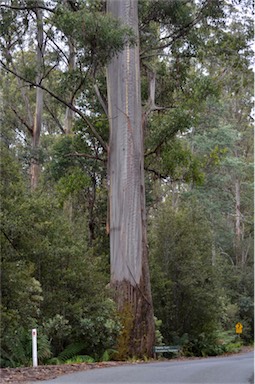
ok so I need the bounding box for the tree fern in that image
[37,333,52,363]
[56,342,86,363]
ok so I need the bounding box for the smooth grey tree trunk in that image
[234,177,243,266]
[31,3,44,190]
[107,0,155,357]
[64,37,76,134]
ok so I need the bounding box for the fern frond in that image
[38,334,52,361]
[57,342,86,362]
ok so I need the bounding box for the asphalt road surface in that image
[29,351,254,384]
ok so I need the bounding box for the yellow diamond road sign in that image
[235,322,243,334]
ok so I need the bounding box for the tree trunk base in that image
[111,279,155,359]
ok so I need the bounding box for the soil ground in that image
[0,346,253,384]
[0,361,130,384]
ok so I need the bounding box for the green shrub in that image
[154,317,164,345]
[43,315,72,356]
[224,342,242,353]
[78,298,121,358]
[182,330,242,357]
[183,332,225,357]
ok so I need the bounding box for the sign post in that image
[32,329,38,367]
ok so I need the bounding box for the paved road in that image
[29,351,254,384]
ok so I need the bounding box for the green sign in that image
[154,345,180,353]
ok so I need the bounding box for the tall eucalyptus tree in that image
[106,0,155,357]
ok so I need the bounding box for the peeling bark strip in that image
[107,0,155,357]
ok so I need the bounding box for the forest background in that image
[0,0,254,368]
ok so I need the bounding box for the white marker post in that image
[32,328,38,367]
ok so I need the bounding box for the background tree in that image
[149,200,224,353]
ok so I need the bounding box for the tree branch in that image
[0,3,56,13]
[142,61,176,115]
[41,62,59,82]
[65,152,106,162]
[1,228,19,253]
[144,167,169,180]
[0,60,108,152]
[44,101,65,134]
[144,166,184,183]
[144,138,166,158]
[94,84,108,116]
[70,73,87,104]
[140,0,213,55]
[10,107,33,136]
[65,0,80,11]
[7,57,34,128]
[44,29,69,63]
